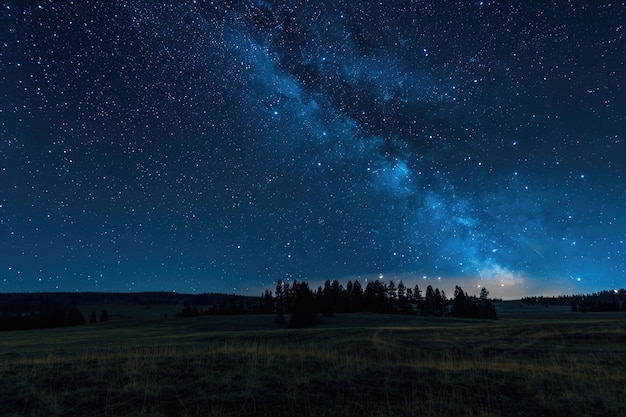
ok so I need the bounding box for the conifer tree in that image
[68,306,86,326]
[346,280,354,312]
[480,287,489,300]
[434,288,444,316]
[99,308,109,323]
[424,285,435,315]
[275,280,286,325]
[451,286,469,318]
[322,280,334,317]
[352,280,364,311]
[290,282,319,328]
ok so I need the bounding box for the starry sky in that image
[1,0,625,298]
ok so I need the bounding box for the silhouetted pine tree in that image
[258,290,274,314]
[346,281,354,312]
[364,280,387,313]
[397,280,406,302]
[283,282,293,314]
[395,280,412,314]
[434,288,445,316]
[413,284,422,301]
[290,282,319,328]
[479,287,489,300]
[67,306,86,326]
[387,280,397,312]
[322,280,334,317]
[352,280,364,312]
[275,280,286,325]
[451,286,469,318]
[331,280,346,313]
[423,285,435,315]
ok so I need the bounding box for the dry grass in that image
[1,314,625,416]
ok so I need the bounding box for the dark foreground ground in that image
[1,302,625,416]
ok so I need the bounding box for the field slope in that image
[1,312,625,417]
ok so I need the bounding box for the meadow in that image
[1,303,625,417]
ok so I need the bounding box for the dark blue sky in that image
[1,0,624,298]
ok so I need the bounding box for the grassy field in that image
[1,305,625,417]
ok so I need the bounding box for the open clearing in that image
[1,304,625,417]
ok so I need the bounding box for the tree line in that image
[174,279,498,327]
[176,295,248,317]
[263,279,498,327]
[0,304,108,331]
[521,289,626,313]
[0,305,84,330]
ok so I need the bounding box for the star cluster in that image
[1,0,625,297]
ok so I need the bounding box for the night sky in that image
[1,1,625,298]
